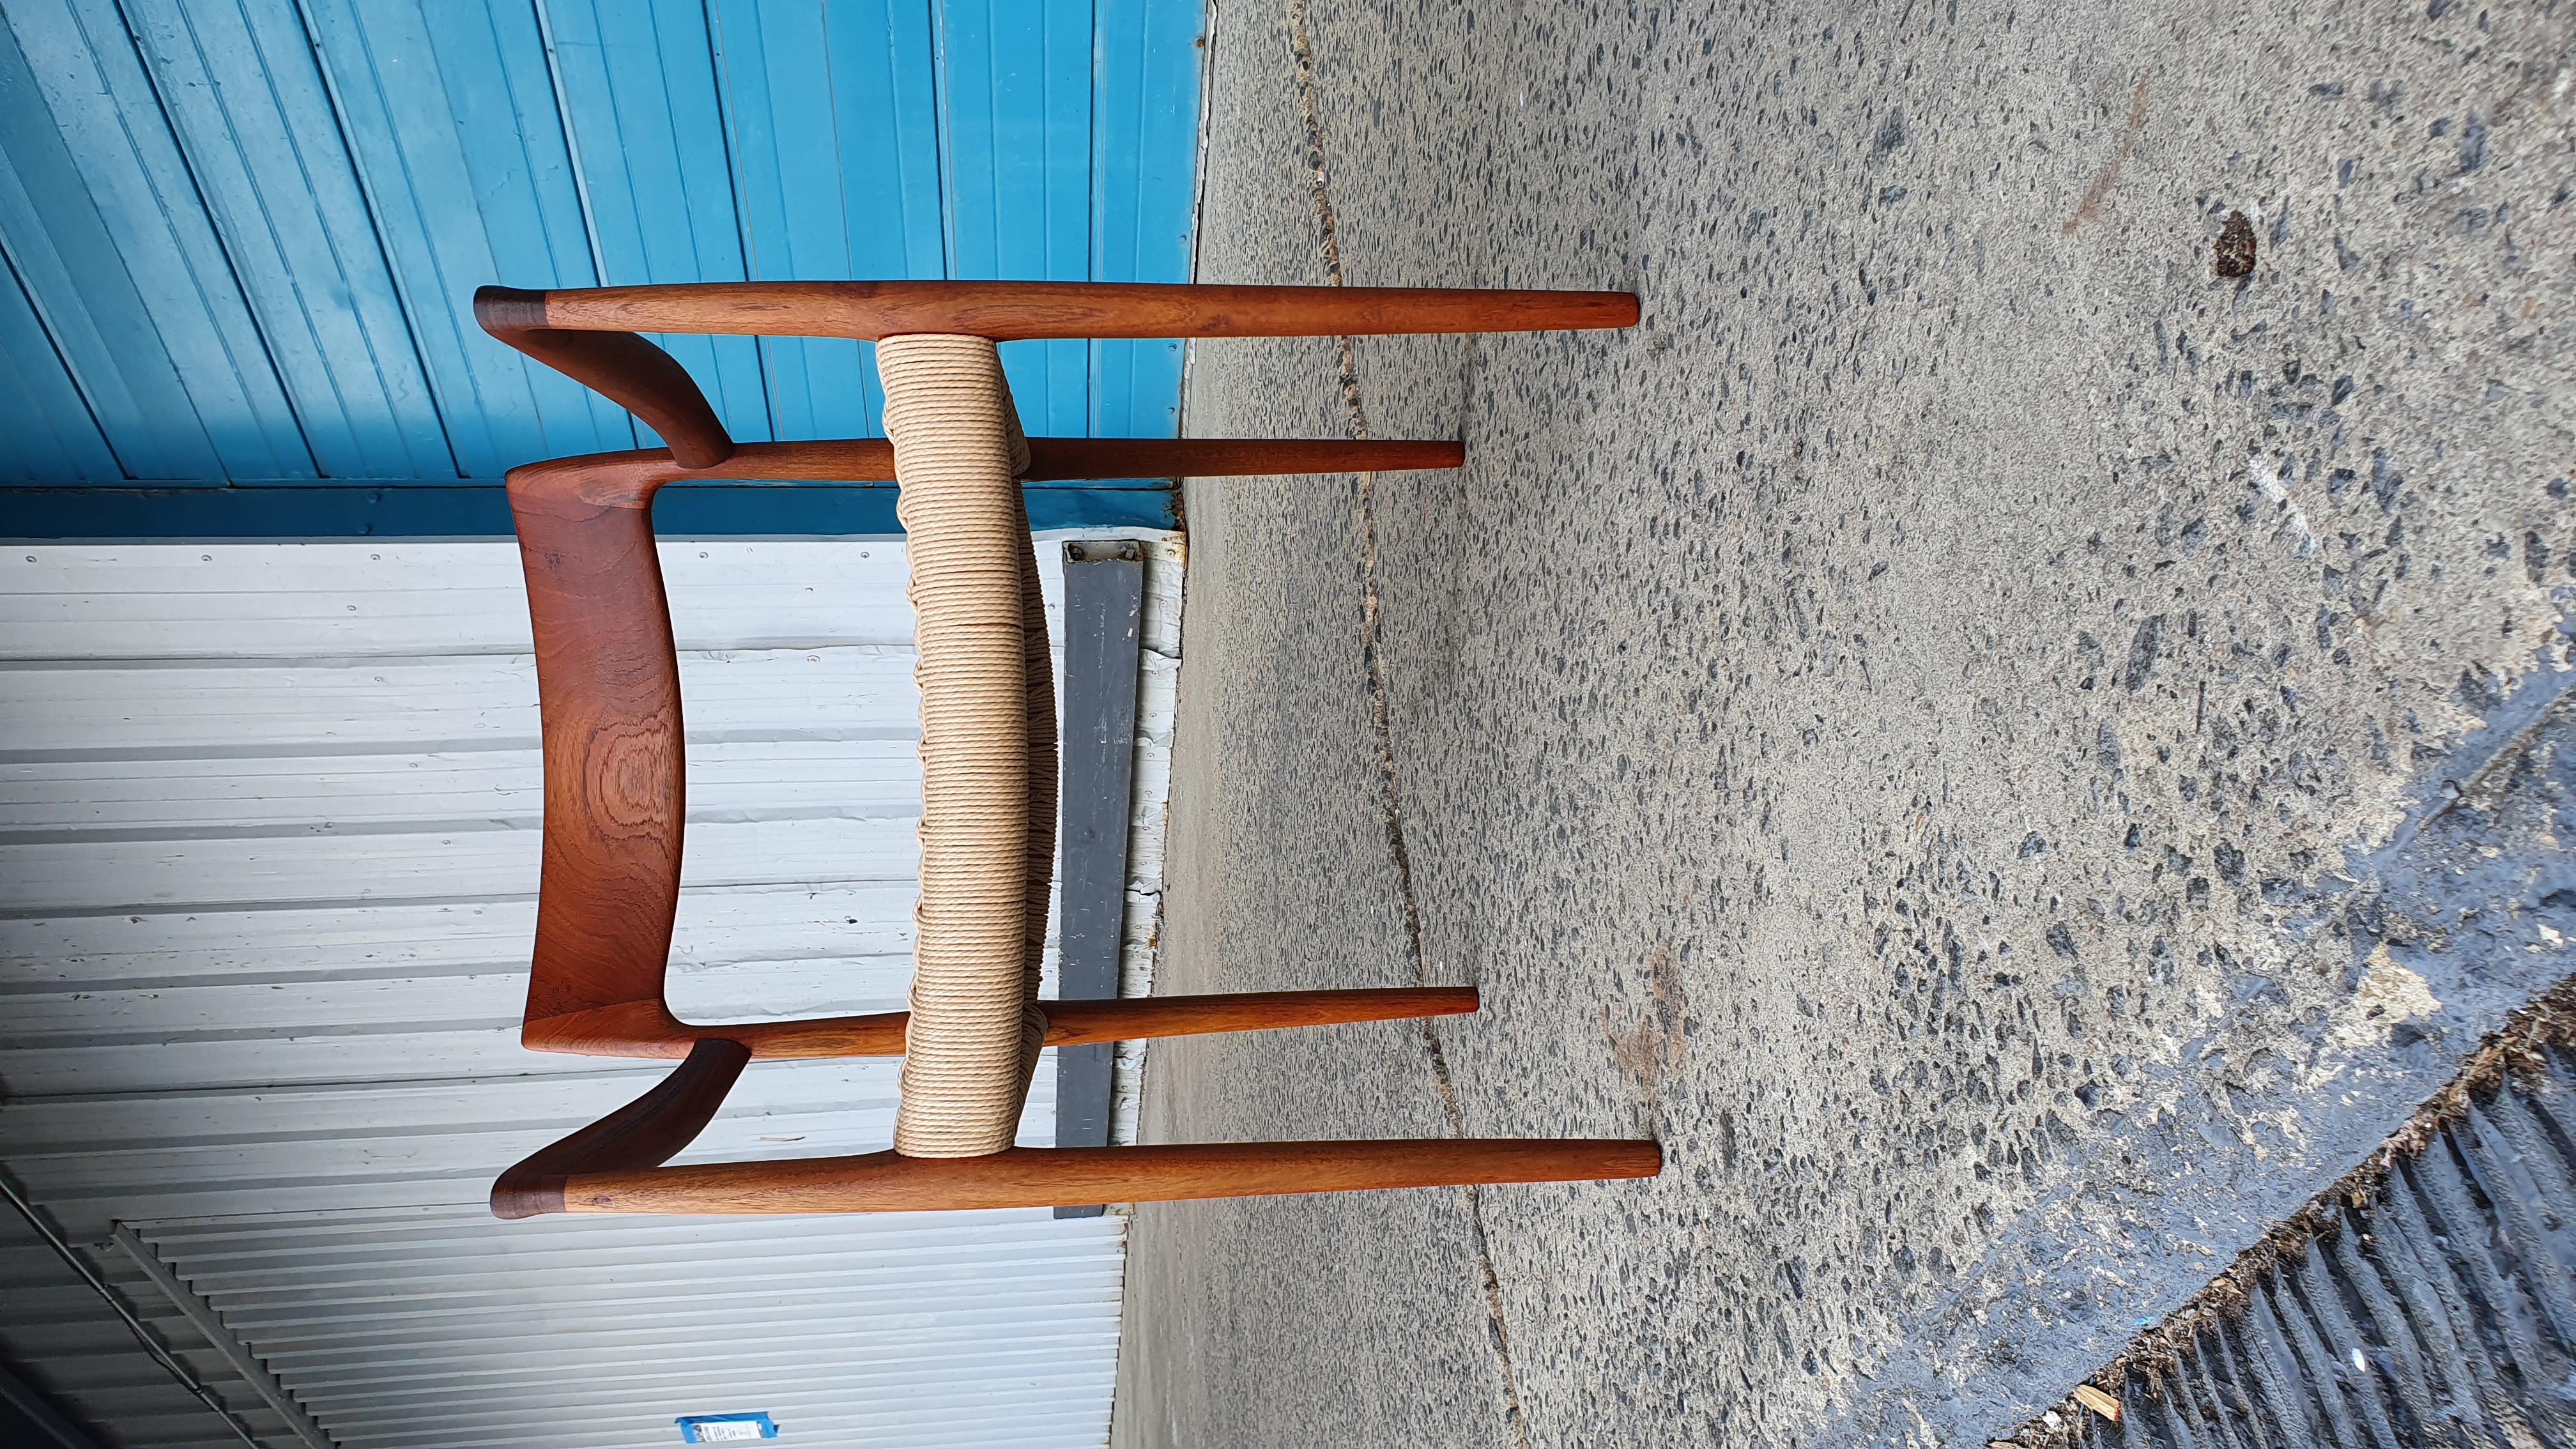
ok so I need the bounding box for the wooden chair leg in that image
[535,1138,1663,1216]
[1021,437,1462,479]
[484,280,1639,343]
[476,291,733,467]
[1038,986,1478,1048]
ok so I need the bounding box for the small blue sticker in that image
[677,1412,778,1443]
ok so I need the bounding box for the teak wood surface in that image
[480,279,1638,342]
[486,277,1658,1216]
[516,1139,1664,1217]
[503,436,1464,505]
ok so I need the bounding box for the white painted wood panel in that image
[0,537,1171,1449]
[0,542,974,657]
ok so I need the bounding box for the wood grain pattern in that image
[491,1038,749,1219]
[1041,987,1477,1050]
[523,986,1483,1059]
[475,291,733,468]
[507,462,686,1029]
[539,1137,1663,1215]
[479,280,1639,342]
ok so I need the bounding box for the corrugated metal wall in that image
[0,1208,299,1449]
[156,1211,1126,1449]
[0,536,1173,1447]
[0,0,1204,490]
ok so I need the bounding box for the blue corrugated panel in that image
[0,480,1174,536]
[0,6,277,482]
[8,0,318,481]
[300,0,633,473]
[0,253,120,482]
[1091,0,1201,439]
[119,0,457,481]
[708,0,946,444]
[938,0,1094,438]
[0,0,1204,532]
[541,0,771,446]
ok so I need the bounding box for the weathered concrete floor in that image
[1113,3,2576,1446]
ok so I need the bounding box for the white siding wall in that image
[0,539,1174,1449]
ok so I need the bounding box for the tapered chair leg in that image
[484,280,1641,343]
[1022,437,1462,479]
[528,1138,1663,1216]
[628,986,1485,1061]
[491,1039,750,1218]
[527,986,1484,1061]
[1040,986,1478,1048]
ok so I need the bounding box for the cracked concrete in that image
[1114,1,2576,1445]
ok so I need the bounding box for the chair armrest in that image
[490,436,1466,497]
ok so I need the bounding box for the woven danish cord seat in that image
[878,334,1056,1158]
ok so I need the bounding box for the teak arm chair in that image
[480,279,1660,1218]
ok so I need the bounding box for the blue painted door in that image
[0,0,1202,496]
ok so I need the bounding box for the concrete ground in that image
[1112,3,2576,1446]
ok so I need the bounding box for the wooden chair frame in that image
[481,279,1659,1217]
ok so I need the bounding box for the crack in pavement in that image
[1284,3,1535,1445]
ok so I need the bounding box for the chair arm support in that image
[493,1038,752,1219]
[478,287,734,468]
[548,1138,1663,1215]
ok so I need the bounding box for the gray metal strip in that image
[108,1225,334,1449]
[1052,540,1146,1216]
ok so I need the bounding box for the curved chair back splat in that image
[482,277,1660,1216]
